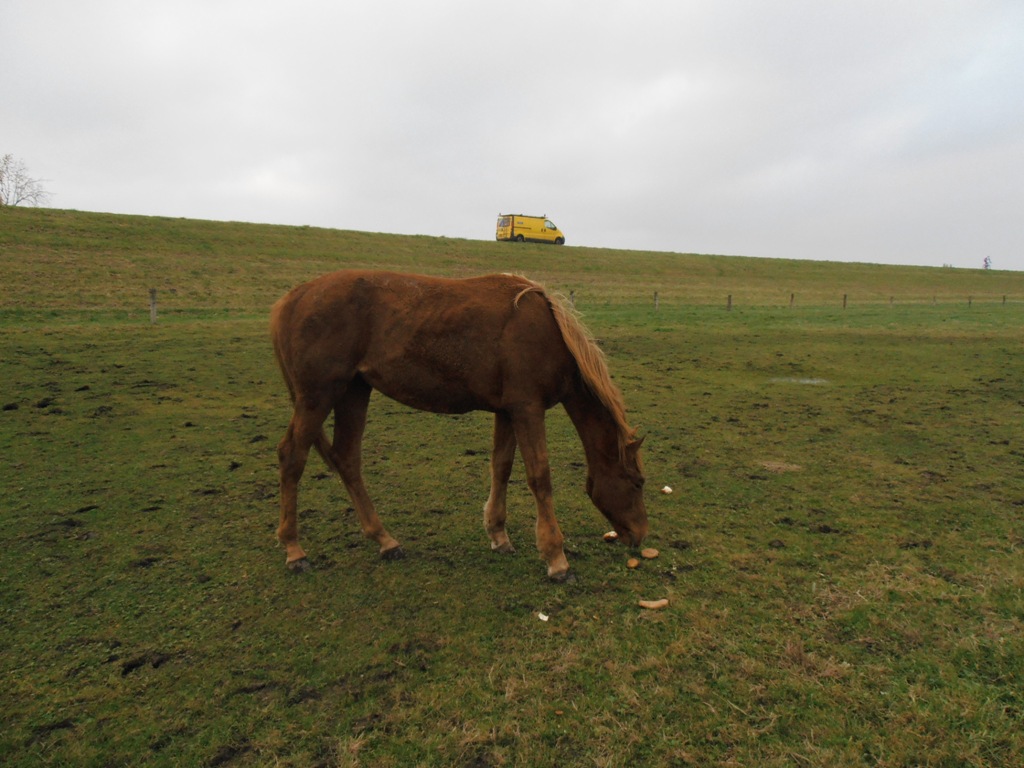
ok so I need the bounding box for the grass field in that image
[2,207,1023,766]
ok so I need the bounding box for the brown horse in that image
[270,270,646,580]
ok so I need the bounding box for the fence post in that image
[727,294,733,312]
[654,291,659,310]
[569,290,575,308]
[789,292,795,308]
[843,294,848,309]
[149,288,158,324]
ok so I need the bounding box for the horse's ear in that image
[628,435,645,453]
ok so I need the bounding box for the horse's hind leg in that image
[277,396,332,571]
[329,377,403,559]
[484,411,517,553]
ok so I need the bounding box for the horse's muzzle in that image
[616,522,647,547]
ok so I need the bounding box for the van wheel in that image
[515,235,524,242]
[555,238,564,245]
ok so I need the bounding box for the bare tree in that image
[0,154,51,206]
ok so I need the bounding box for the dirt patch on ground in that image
[759,460,803,473]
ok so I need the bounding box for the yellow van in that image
[496,214,565,245]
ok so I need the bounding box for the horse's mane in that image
[513,281,639,457]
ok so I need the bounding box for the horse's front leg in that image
[484,411,517,553]
[511,408,570,581]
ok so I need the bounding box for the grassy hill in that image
[2,207,1019,318]
[2,207,1023,766]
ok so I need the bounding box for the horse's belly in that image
[381,389,485,415]
[358,363,496,415]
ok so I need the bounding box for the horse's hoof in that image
[548,570,575,583]
[492,542,516,555]
[287,557,312,573]
[380,546,406,561]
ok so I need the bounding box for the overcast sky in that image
[4,1,1023,270]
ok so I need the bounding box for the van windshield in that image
[545,220,556,229]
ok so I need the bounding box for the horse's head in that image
[586,437,648,546]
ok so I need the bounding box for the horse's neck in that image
[562,383,621,471]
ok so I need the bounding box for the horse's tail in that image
[516,282,638,453]
[270,292,338,472]
[270,294,298,405]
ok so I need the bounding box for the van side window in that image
[545,220,556,229]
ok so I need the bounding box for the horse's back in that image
[272,270,575,414]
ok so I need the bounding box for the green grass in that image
[2,207,1023,766]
